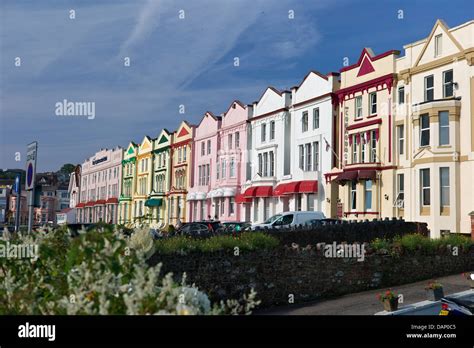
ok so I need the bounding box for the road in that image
[256,273,472,315]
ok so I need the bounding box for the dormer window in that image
[434,34,442,57]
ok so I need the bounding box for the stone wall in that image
[148,247,474,308]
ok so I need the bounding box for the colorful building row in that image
[69,19,474,237]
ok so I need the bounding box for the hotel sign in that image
[92,156,108,165]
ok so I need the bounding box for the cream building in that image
[396,19,474,237]
[327,48,400,221]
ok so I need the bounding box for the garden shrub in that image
[0,227,260,315]
[154,232,278,254]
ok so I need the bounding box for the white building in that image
[276,71,340,216]
[243,87,292,223]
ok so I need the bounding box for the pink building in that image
[187,112,221,221]
[76,147,123,224]
[187,101,252,222]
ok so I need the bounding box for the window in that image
[183,147,187,161]
[312,141,319,171]
[258,154,262,175]
[207,140,211,155]
[397,174,405,207]
[364,180,373,211]
[296,194,302,211]
[313,108,320,129]
[198,166,202,185]
[216,161,220,180]
[420,114,430,147]
[440,167,450,206]
[439,111,449,145]
[355,96,363,118]
[398,87,405,104]
[261,123,267,142]
[235,132,240,148]
[352,135,358,163]
[369,92,377,115]
[304,143,311,171]
[253,199,259,221]
[350,181,357,210]
[228,134,233,149]
[221,159,226,178]
[424,75,434,101]
[307,193,315,211]
[263,198,270,221]
[229,158,235,178]
[443,70,453,98]
[200,201,205,220]
[229,197,235,215]
[178,148,182,163]
[397,125,404,155]
[370,130,377,162]
[434,34,442,57]
[263,153,268,177]
[270,121,275,140]
[269,151,275,176]
[206,164,210,184]
[420,168,430,206]
[220,198,225,215]
[302,111,308,132]
[201,142,205,156]
[299,145,304,170]
[361,138,366,163]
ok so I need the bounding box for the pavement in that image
[255,273,472,315]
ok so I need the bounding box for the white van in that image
[251,211,325,230]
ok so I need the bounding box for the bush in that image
[0,227,260,315]
[372,233,473,255]
[154,232,279,254]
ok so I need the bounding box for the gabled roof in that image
[223,100,246,115]
[339,48,400,73]
[253,86,284,105]
[413,19,464,67]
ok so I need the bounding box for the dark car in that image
[222,222,251,234]
[198,220,223,234]
[305,218,339,227]
[177,222,214,238]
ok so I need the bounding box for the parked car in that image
[198,220,223,234]
[177,222,214,238]
[252,211,325,230]
[221,222,251,234]
[305,218,339,227]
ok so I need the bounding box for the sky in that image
[0,0,473,172]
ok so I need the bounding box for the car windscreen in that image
[264,214,281,224]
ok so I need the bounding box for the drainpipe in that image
[377,171,382,219]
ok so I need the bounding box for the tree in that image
[58,164,76,175]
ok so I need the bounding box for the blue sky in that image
[1,0,472,171]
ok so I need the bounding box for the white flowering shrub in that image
[0,227,260,315]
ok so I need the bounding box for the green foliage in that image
[0,227,260,315]
[154,232,279,254]
[371,233,473,255]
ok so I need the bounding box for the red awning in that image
[95,200,106,205]
[334,171,358,184]
[274,182,301,195]
[85,201,95,207]
[106,197,119,204]
[299,180,318,193]
[255,186,273,197]
[243,187,258,198]
[235,193,252,204]
[358,170,377,180]
[76,202,85,208]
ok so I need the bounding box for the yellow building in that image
[133,136,155,226]
[327,48,400,220]
[396,19,474,237]
[147,129,172,228]
[118,142,138,225]
[168,121,194,226]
